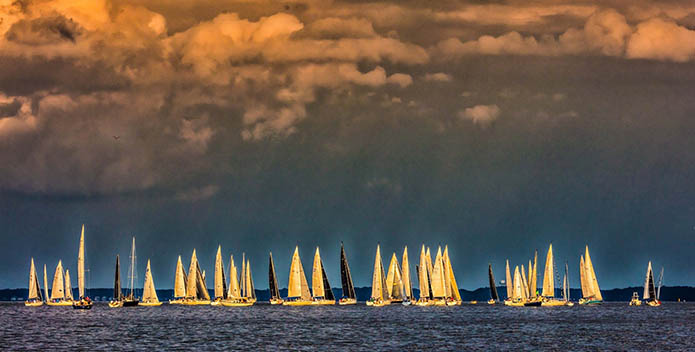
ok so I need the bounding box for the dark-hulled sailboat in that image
[488,263,499,304]
[269,252,283,305]
[339,243,357,305]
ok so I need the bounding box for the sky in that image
[1,0,695,290]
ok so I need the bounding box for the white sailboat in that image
[401,246,415,305]
[244,258,257,303]
[283,246,313,306]
[385,253,405,304]
[211,246,227,306]
[183,249,211,305]
[73,225,93,309]
[140,259,162,306]
[47,260,71,306]
[416,245,432,306]
[311,247,336,305]
[643,261,661,307]
[540,244,567,306]
[170,255,188,304]
[367,244,390,306]
[429,247,448,306]
[25,258,43,306]
[578,246,603,305]
[221,254,253,306]
[505,265,525,306]
[504,260,512,305]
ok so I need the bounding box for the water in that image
[2,302,694,350]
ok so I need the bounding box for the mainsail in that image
[186,249,210,300]
[418,245,431,300]
[227,255,241,299]
[43,265,49,303]
[287,247,311,300]
[488,263,499,301]
[584,246,602,300]
[443,246,461,301]
[512,266,523,300]
[371,244,386,300]
[401,246,413,300]
[505,260,512,300]
[28,258,42,301]
[643,261,656,301]
[246,259,256,300]
[563,262,570,301]
[531,251,538,298]
[385,253,404,300]
[113,255,122,300]
[269,252,281,300]
[430,247,446,298]
[64,269,74,301]
[142,259,159,302]
[214,246,227,300]
[51,261,65,300]
[542,244,555,297]
[173,255,187,298]
[520,264,529,300]
[340,243,356,299]
[312,247,327,298]
[77,225,85,299]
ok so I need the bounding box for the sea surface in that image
[1,302,694,351]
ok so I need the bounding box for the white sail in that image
[312,247,326,298]
[28,258,40,300]
[77,225,85,299]
[43,265,49,302]
[385,253,404,300]
[425,247,433,280]
[542,244,554,297]
[402,247,413,299]
[186,249,199,299]
[418,245,430,300]
[520,264,529,300]
[214,246,226,299]
[528,260,533,297]
[64,269,74,300]
[444,246,461,301]
[174,255,187,298]
[643,261,653,300]
[430,247,446,298]
[51,261,65,300]
[287,247,311,300]
[505,260,512,299]
[579,255,589,298]
[584,246,602,300]
[227,256,241,299]
[442,248,453,299]
[531,251,538,298]
[512,266,523,299]
[371,245,385,300]
[244,259,253,299]
[240,254,246,297]
[143,259,159,302]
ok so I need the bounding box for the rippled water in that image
[2,302,694,350]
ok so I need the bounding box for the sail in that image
[28,258,42,301]
[512,266,523,299]
[50,261,65,300]
[418,245,430,300]
[214,246,227,299]
[531,251,538,298]
[505,260,512,300]
[113,255,122,300]
[287,247,311,299]
[320,258,334,300]
[425,247,433,279]
[520,264,529,300]
[579,255,589,298]
[245,259,255,299]
[197,261,210,300]
[371,245,385,300]
[488,263,499,301]
[174,255,187,298]
[443,246,461,301]
[269,252,281,299]
[142,259,159,302]
[227,256,241,299]
[240,254,246,297]
[430,247,446,298]
[442,247,452,298]
[657,267,664,301]
[385,253,405,300]
[542,244,554,297]
[563,262,570,301]
[186,249,209,300]
[340,244,356,299]
[584,246,602,300]
[43,265,49,302]
[64,269,74,300]
[528,260,533,298]
[401,247,413,299]
[643,261,655,300]
[312,247,326,298]
[77,225,85,299]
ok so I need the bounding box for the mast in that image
[43,264,49,302]
[174,255,187,298]
[214,246,227,299]
[402,246,413,300]
[269,252,280,300]
[143,259,159,302]
[312,247,326,298]
[77,225,85,299]
[114,255,122,300]
[505,260,512,300]
[340,243,356,299]
[488,263,499,301]
[51,261,65,300]
[564,262,570,301]
[129,237,136,298]
[65,269,74,300]
[542,244,554,298]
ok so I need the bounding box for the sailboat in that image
[210,246,227,306]
[140,259,162,306]
[221,254,253,307]
[183,249,211,305]
[338,243,357,305]
[540,244,566,306]
[416,245,433,306]
[442,246,462,305]
[643,261,661,307]
[169,255,188,304]
[47,260,71,306]
[269,252,283,305]
[487,263,499,305]
[401,246,415,305]
[503,260,512,305]
[122,237,139,307]
[108,255,124,307]
[283,246,313,306]
[563,262,574,306]
[311,247,335,305]
[428,247,449,306]
[505,265,526,306]
[244,257,257,304]
[367,244,390,306]
[72,225,93,309]
[385,253,405,304]
[578,246,603,305]
[25,258,43,307]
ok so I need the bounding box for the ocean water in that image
[2,302,694,351]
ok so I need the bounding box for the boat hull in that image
[487,299,497,305]
[108,301,124,308]
[504,299,525,307]
[72,299,93,309]
[182,300,211,306]
[541,299,569,307]
[282,300,312,306]
[123,299,139,307]
[47,300,73,306]
[646,300,661,307]
[629,299,642,306]
[523,301,542,307]
[366,300,391,307]
[338,298,356,305]
[270,298,284,305]
[140,301,163,307]
[25,301,44,307]
[578,298,603,305]
[415,300,432,306]
[467,301,476,305]
[169,298,186,305]
[220,300,254,307]
[312,299,335,305]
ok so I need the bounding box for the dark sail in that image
[488,263,499,301]
[648,268,656,301]
[114,255,122,300]
[340,243,356,299]
[320,259,335,300]
[195,263,207,299]
[269,252,280,299]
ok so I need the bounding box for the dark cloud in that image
[6,14,81,44]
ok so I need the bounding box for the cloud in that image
[626,18,695,62]
[386,73,413,88]
[175,184,220,202]
[458,104,501,127]
[0,93,37,137]
[423,72,452,82]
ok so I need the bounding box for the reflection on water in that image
[2,302,694,350]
